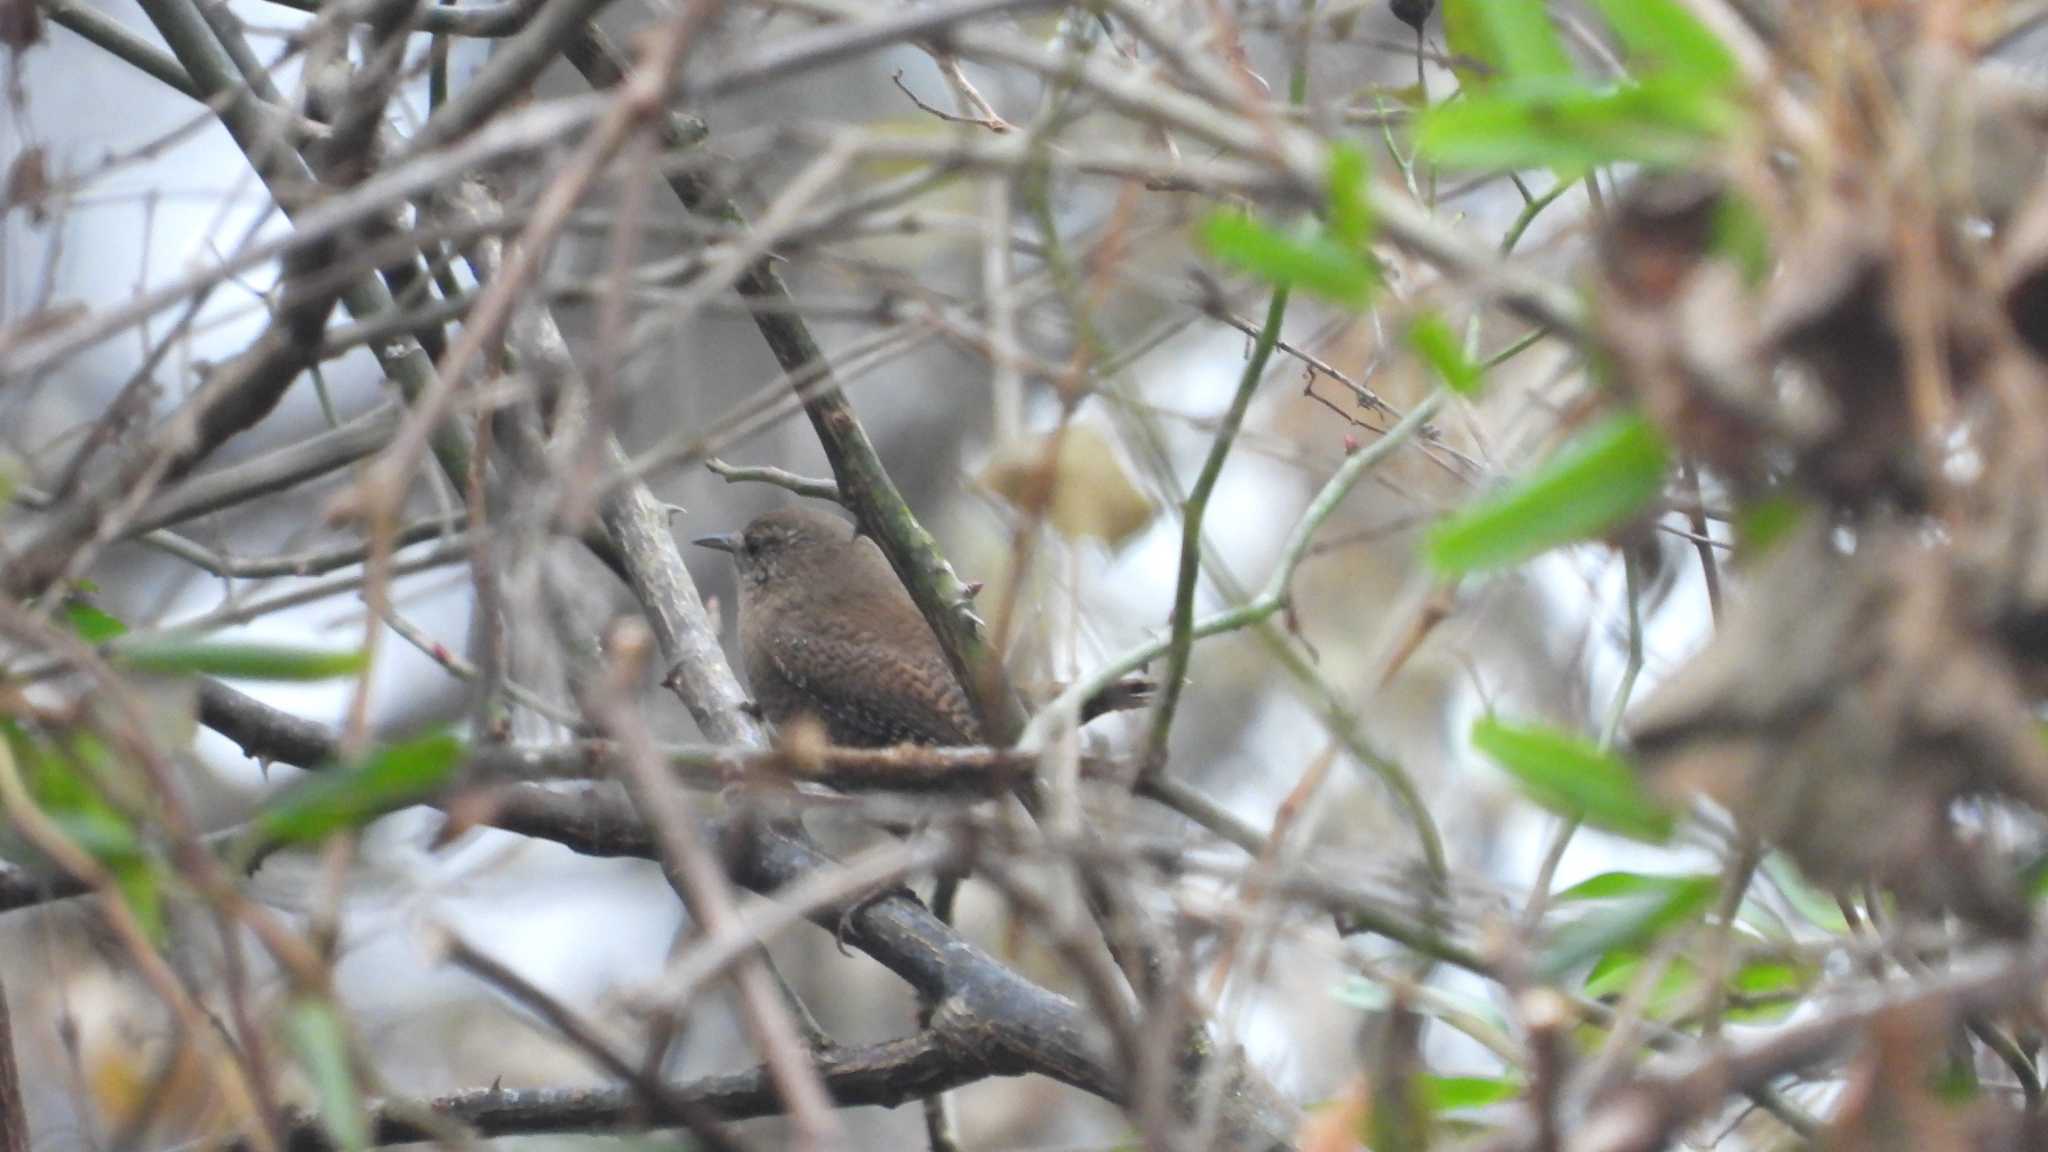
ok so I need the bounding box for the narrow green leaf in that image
[1724,956,1810,1021]
[1442,0,1573,83]
[45,806,141,861]
[1731,959,1805,996]
[1418,76,1734,173]
[1,724,164,941]
[1326,143,1374,251]
[1408,312,1483,396]
[117,640,366,681]
[1539,875,1715,979]
[1427,412,1670,574]
[1582,952,1699,1014]
[1582,949,1638,998]
[286,999,370,1152]
[1760,854,1850,933]
[1586,0,1738,88]
[1199,213,1377,307]
[1554,870,1703,902]
[112,857,166,946]
[1471,717,1674,842]
[1425,1075,1523,1112]
[63,599,128,644]
[250,731,464,847]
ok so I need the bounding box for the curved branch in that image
[256,1033,970,1151]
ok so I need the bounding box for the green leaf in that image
[111,856,166,946]
[7,726,137,857]
[1760,854,1850,933]
[0,723,165,941]
[249,731,464,848]
[1425,1075,1523,1112]
[1722,957,1808,1022]
[1417,75,1734,173]
[1582,951,1697,1014]
[1586,0,1738,88]
[1426,411,1670,573]
[63,599,127,644]
[1408,312,1483,397]
[1471,717,1674,842]
[117,640,366,681]
[1554,870,1701,902]
[1326,143,1374,251]
[1442,0,1573,84]
[1731,958,1804,996]
[1331,976,1391,1012]
[1539,874,1715,979]
[1199,213,1376,307]
[1712,192,1772,286]
[286,998,370,1152]
[1735,493,1805,560]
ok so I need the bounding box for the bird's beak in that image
[692,532,742,554]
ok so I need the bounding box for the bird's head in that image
[692,505,859,588]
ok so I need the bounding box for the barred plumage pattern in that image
[722,506,981,748]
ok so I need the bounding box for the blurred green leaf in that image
[1425,1075,1522,1112]
[1760,854,1850,933]
[1408,312,1483,396]
[1540,874,1715,979]
[1418,75,1734,172]
[1586,0,1738,88]
[1442,0,1572,84]
[6,726,137,858]
[117,640,366,681]
[1731,959,1803,995]
[287,998,370,1152]
[62,599,127,644]
[250,731,463,848]
[1723,957,1808,1023]
[1326,143,1374,251]
[1471,717,1674,842]
[1332,977,1391,1011]
[1937,1059,1981,1102]
[1555,870,1702,902]
[1378,81,1431,109]
[1582,952,1697,1016]
[1735,493,1805,561]
[111,857,166,945]
[1712,192,1772,286]
[0,723,164,942]
[1427,412,1670,574]
[1199,213,1376,307]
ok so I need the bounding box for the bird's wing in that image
[764,623,981,746]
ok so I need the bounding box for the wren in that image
[694,506,981,747]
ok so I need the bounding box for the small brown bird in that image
[694,506,982,747]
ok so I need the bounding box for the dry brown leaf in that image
[977,424,1156,548]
